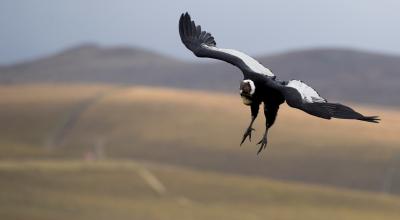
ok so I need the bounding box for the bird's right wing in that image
[269,79,380,123]
[179,12,274,77]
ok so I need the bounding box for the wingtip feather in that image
[359,116,380,123]
[178,11,217,53]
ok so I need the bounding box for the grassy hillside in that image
[1,160,400,220]
[0,84,400,194]
[0,84,116,157]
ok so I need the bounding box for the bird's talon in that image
[256,137,268,154]
[240,127,255,146]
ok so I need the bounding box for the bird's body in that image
[178,12,379,154]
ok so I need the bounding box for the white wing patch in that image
[286,80,326,103]
[203,45,275,77]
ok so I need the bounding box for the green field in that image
[1,84,400,219]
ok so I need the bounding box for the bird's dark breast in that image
[255,82,285,105]
[241,75,285,106]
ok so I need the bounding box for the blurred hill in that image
[0,44,399,106]
[1,84,399,195]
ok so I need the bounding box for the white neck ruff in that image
[242,79,255,95]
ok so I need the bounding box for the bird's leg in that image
[241,103,259,145]
[257,113,269,154]
[240,116,256,145]
[257,127,268,154]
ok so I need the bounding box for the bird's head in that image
[240,79,255,105]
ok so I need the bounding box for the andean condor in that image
[178,12,380,154]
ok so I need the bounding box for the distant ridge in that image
[0,44,399,106]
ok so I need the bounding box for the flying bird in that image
[178,12,380,154]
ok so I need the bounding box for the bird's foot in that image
[240,127,255,145]
[256,135,268,155]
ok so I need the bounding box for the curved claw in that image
[240,127,255,146]
[256,136,268,155]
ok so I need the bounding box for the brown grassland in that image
[0,84,400,219]
[1,160,400,220]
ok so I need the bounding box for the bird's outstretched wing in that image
[179,12,274,77]
[273,79,380,123]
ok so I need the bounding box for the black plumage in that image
[179,12,380,154]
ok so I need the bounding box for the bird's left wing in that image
[269,79,380,123]
[179,12,274,77]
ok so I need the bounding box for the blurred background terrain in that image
[1,1,400,219]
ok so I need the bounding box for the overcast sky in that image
[1,0,400,64]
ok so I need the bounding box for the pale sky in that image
[1,0,400,64]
